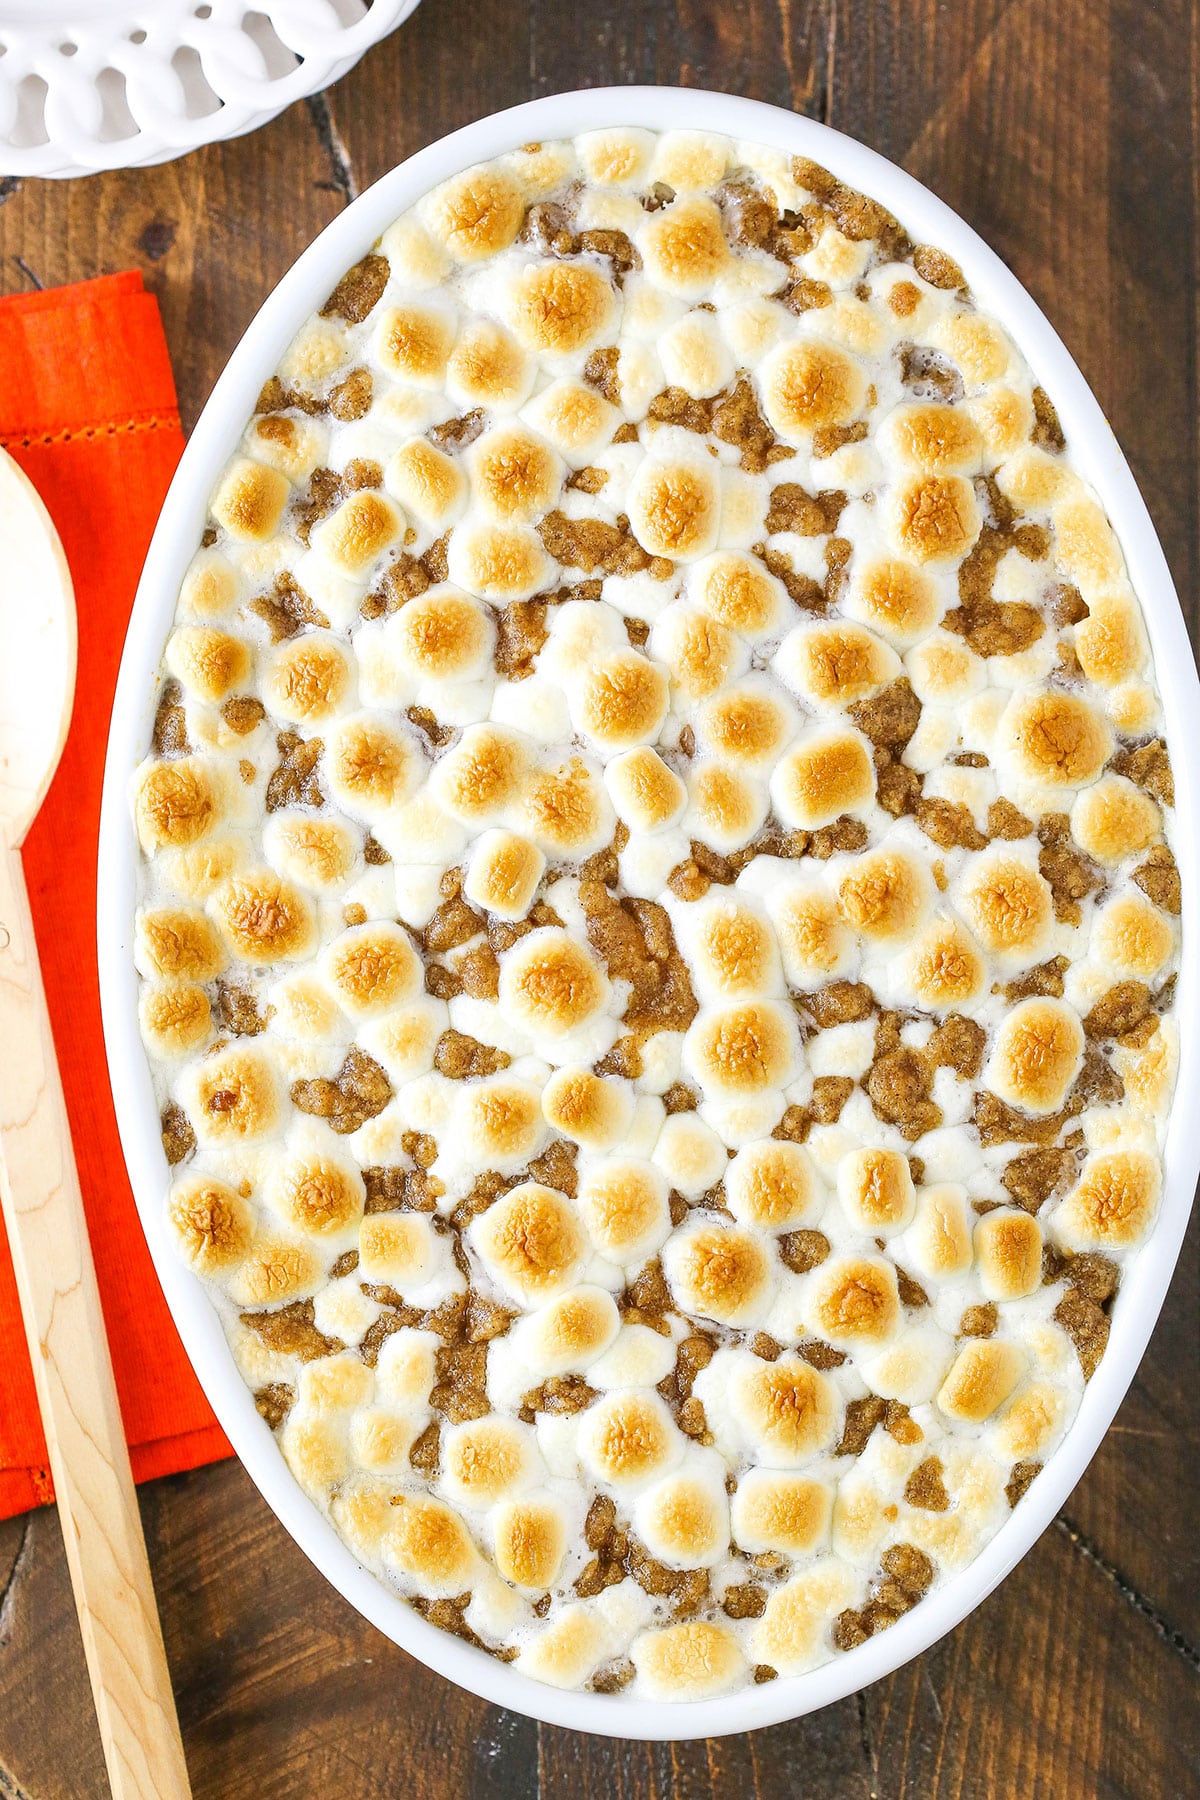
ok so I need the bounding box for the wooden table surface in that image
[0,2,1197,1794]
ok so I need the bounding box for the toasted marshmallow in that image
[426,163,525,261]
[263,632,352,723]
[442,1415,537,1508]
[653,605,740,702]
[685,895,781,1002]
[324,921,421,1018]
[578,1389,680,1487]
[469,423,562,522]
[1070,775,1160,866]
[754,1559,859,1676]
[392,590,494,682]
[523,756,611,855]
[522,1286,621,1372]
[957,850,1053,960]
[436,724,529,824]
[229,1231,321,1306]
[838,1147,916,1234]
[1093,892,1174,978]
[880,401,982,473]
[699,682,794,767]
[516,1605,609,1689]
[211,457,289,542]
[447,317,535,411]
[735,1354,839,1462]
[460,1076,545,1167]
[542,1067,633,1151]
[633,1619,743,1700]
[1075,592,1147,686]
[578,1159,671,1265]
[768,880,854,985]
[605,747,687,833]
[573,649,670,750]
[522,377,617,463]
[210,868,316,964]
[659,309,734,397]
[837,846,931,945]
[627,455,721,562]
[1053,1150,1160,1251]
[973,1209,1043,1300]
[760,339,865,439]
[775,620,899,710]
[889,474,980,564]
[470,1182,588,1303]
[449,521,552,600]
[846,557,941,646]
[167,1175,254,1274]
[136,906,226,981]
[937,1339,1025,1423]
[463,829,545,919]
[385,1494,479,1592]
[986,998,1084,1115]
[640,197,730,296]
[636,1465,730,1567]
[165,626,250,703]
[997,689,1112,789]
[726,1140,821,1232]
[493,1494,568,1588]
[683,1000,798,1096]
[324,713,418,818]
[732,1468,833,1557]
[509,259,615,356]
[807,1255,901,1348]
[662,1219,773,1327]
[134,757,222,852]
[904,916,986,1009]
[691,552,787,638]
[139,981,212,1058]
[686,762,767,852]
[268,1144,365,1240]
[281,1412,350,1494]
[499,928,609,1038]
[314,491,402,578]
[905,1183,973,1282]
[179,549,239,621]
[771,727,875,830]
[386,438,467,530]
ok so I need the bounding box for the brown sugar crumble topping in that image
[134,127,1179,1701]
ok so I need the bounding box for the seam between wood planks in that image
[0,1517,32,1649]
[1056,1514,1200,1675]
[855,1686,879,1800]
[0,1760,37,1800]
[305,92,360,205]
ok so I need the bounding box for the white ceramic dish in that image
[97,86,1200,1740]
[0,0,422,180]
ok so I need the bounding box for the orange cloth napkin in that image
[0,271,231,1517]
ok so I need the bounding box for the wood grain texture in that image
[0,1,1196,1794]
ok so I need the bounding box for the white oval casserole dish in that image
[97,86,1200,1740]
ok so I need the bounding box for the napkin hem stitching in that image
[0,410,181,451]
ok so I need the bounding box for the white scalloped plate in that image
[0,0,422,179]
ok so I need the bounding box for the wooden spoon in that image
[0,449,192,1799]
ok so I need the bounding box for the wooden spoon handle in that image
[0,837,191,1800]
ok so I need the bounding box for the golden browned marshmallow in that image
[957,852,1053,959]
[386,1495,479,1592]
[627,456,721,562]
[386,438,467,530]
[167,1175,254,1274]
[493,1496,567,1588]
[136,905,226,981]
[890,474,981,563]
[605,747,687,834]
[1091,892,1174,978]
[463,829,545,919]
[351,1408,422,1475]
[731,1470,832,1556]
[162,838,242,910]
[449,520,551,600]
[726,1140,821,1232]
[998,689,1112,788]
[358,1212,436,1285]
[685,1000,796,1096]
[633,1620,744,1701]
[469,423,561,522]
[376,304,456,384]
[881,402,982,473]
[331,1476,396,1556]
[541,1067,631,1151]
[905,633,982,704]
[427,163,525,261]
[779,620,898,709]
[849,557,940,644]
[139,981,212,1058]
[263,632,352,723]
[461,1077,543,1166]
[771,728,875,830]
[691,898,779,999]
[325,713,417,816]
[739,1355,839,1459]
[499,928,609,1038]
[211,457,289,543]
[188,1044,280,1144]
[992,1382,1067,1462]
[526,1286,620,1371]
[211,868,316,963]
[1074,593,1147,686]
[516,1606,608,1689]
[509,260,615,355]
[471,1182,588,1303]
[523,377,617,461]
[760,339,865,439]
[578,1158,671,1264]
[808,1255,901,1348]
[447,318,533,410]
[908,1183,973,1281]
[1070,774,1160,866]
[523,756,608,854]
[986,998,1084,1114]
[659,310,734,397]
[1054,1150,1160,1250]
[636,1471,727,1567]
[1054,495,1123,592]
[578,1389,678,1487]
[640,197,730,295]
[266,813,356,892]
[280,1413,349,1493]
[575,650,670,750]
[165,626,250,703]
[179,549,238,621]
[905,916,986,1008]
[970,385,1034,457]
[700,684,792,767]
[656,606,738,701]
[229,1232,321,1306]
[771,883,851,983]
[326,921,421,1018]
[578,126,654,186]
[838,846,930,945]
[442,1415,534,1507]
[663,1219,773,1326]
[693,553,786,638]
[937,1339,1025,1423]
[246,412,325,484]
[687,761,766,851]
[437,724,528,824]
[394,590,494,681]
[134,757,220,852]
[973,1208,1043,1301]
[269,1148,365,1239]
[838,1147,916,1234]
